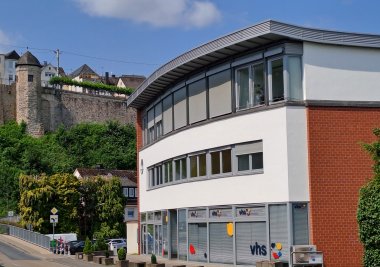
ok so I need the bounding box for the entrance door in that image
[141,224,147,254]
[147,224,154,254]
[154,225,163,256]
[169,210,178,259]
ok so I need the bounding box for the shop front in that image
[140,202,309,266]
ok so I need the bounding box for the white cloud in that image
[74,0,221,28]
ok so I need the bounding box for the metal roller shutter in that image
[209,223,233,264]
[178,210,187,260]
[269,204,289,262]
[292,203,309,245]
[236,222,268,265]
[188,223,208,262]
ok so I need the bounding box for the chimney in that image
[105,72,109,85]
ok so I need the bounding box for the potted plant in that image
[116,248,128,267]
[83,237,94,261]
[148,254,165,267]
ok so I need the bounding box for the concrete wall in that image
[138,106,309,212]
[0,84,16,125]
[304,42,380,101]
[126,221,139,254]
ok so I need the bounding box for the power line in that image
[0,42,159,66]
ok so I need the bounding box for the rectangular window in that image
[252,63,265,106]
[188,78,207,124]
[236,67,250,109]
[190,153,206,178]
[156,165,163,185]
[8,74,13,81]
[173,87,187,129]
[209,69,232,118]
[162,95,173,134]
[129,188,135,197]
[211,151,220,175]
[149,168,155,187]
[236,141,264,172]
[135,188,138,198]
[211,149,232,175]
[175,158,187,180]
[155,103,162,138]
[123,188,128,197]
[28,75,33,82]
[270,58,284,102]
[288,56,303,101]
[147,108,154,143]
[164,161,173,183]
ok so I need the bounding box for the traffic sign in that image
[50,215,58,223]
[51,207,58,215]
[8,211,14,217]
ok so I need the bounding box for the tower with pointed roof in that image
[16,51,44,137]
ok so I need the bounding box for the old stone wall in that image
[40,87,136,132]
[0,84,16,125]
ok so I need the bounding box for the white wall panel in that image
[304,42,380,101]
[139,107,308,212]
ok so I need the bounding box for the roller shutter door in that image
[209,223,233,264]
[178,210,187,260]
[188,223,208,262]
[236,222,268,265]
[269,204,289,261]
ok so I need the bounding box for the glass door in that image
[154,225,163,256]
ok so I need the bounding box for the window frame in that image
[268,56,286,103]
[209,147,233,177]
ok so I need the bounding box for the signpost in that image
[50,207,58,252]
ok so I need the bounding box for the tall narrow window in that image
[252,63,265,106]
[147,108,155,143]
[173,87,187,129]
[188,79,207,124]
[270,59,284,102]
[288,56,303,101]
[155,103,162,138]
[28,75,34,82]
[164,161,173,183]
[162,95,173,134]
[209,70,232,118]
[236,67,250,109]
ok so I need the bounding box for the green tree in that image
[358,128,380,266]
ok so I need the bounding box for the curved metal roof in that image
[127,20,380,109]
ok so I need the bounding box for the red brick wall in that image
[307,107,380,267]
[136,109,143,254]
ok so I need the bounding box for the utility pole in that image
[55,49,60,77]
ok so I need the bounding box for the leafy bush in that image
[92,236,108,251]
[117,247,126,260]
[83,237,93,255]
[358,128,380,266]
[49,76,133,95]
[151,254,157,264]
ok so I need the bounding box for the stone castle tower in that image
[16,51,44,137]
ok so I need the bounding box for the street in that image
[0,235,94,267]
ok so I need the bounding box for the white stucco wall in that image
[304,42,380,101]
[139,106,309,212]
[126,222,139,254]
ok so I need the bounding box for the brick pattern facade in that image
[135,109,143,254]
[307,107,380,267]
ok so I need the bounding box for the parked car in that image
[108,238,127,251]
[69,240,85,255]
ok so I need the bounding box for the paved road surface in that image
[0,235,94,267]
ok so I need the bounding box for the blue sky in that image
[1,0,380,78]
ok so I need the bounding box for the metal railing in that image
[0,223,50,250]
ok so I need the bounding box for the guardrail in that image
[0,223,50,250]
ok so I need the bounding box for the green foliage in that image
[19,173,80,233]
[83,237,93,255]
[49,76,134,95]
[151,254,157,264]
[92,236,108,252]
[358,128,380,266]
[117,247,126,261]
[0,121,136,217]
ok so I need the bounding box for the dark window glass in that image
[252,64,265,106]
[175,159,181,181]
[271,59,284,102]
[190,156,197,178]
[211,151,220,175]
[28,75,33,82]
[181,158,187,179]
[199,154,206,176]
[237,68,250,109]
[237,155,250,171]
[222,149,232,173]
[252,152,263,169]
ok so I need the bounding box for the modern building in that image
[0,50,20,85]
[127,20,380,266]
[73,168,139,254]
